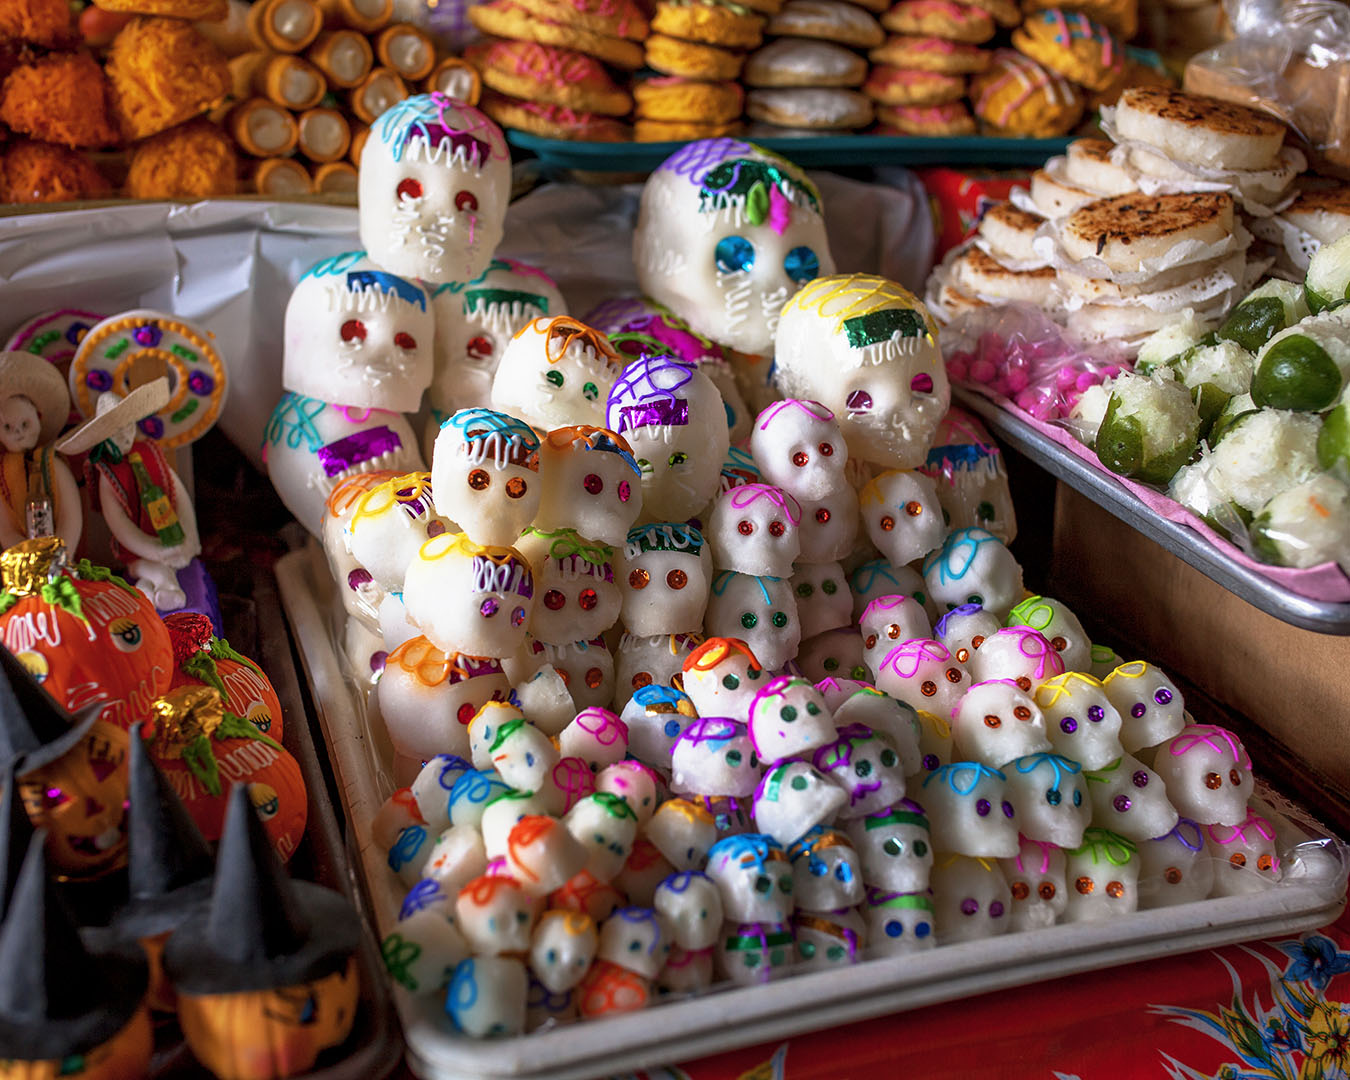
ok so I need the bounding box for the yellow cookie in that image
[1022,0,1137,40]
[1011,9,1124,93]
[650,0,766,47]
[880,0,995,43]
[970,48,1084,136]
[469,0,646,68]
[644,33,747,79]
[633,76,744,122]
[634,117,746,139]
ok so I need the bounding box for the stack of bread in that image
[1252,186,1350,277]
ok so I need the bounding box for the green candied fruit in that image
[1248,509,1286,565]
[1218,297,1288,352]
[1191,382,1231,434]
[1252,334,1342,411]
[1095,392,1197,486]
[1318,402,1350,472]
[1208,403,1258,447]
[1306,234,1350,314]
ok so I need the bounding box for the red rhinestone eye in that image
[543,590,565,610]
[792,451,808,467]
[394,331,417,350]
[818,442,833,456]
[815,508,830,524]
[397,178,423,200]
[455,190,478,212]
[340,319,366,342]
[583,473,603,494]
[768,521,785,537]
[737,520,754,535]
[578,589,598,611]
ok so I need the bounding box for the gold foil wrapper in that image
[153,686,225,757]
[0,536,65,596]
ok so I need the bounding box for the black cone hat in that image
[0,762,34,921]
[0,646,97,774]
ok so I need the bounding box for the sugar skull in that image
[716,921,796,986]
[932,603,1000,667]
[829,687,923,772]
[920,763,1018,858]
[1003,752,1089,849]
[403,534,534,657]
[774,275,948,469]
[1083,754,1180,842]
[843,800,933,893]
[613,837,676,906]
[921,528,1024,619]
[596,760,661,826]
[874,639,969,720]
[1005,595,1091,676]
[1090,643,1123,680]
[526,979,577,1031]
[412,753,474,832]
[670,718,761,800]
[449,769,513,830]
[529,638,615,712]
[563,792,639,883]
[1206,812,1280,897]
[930,854,1011,944]
[646,798,719,871]
[430,408,540,548]
[535,425,644,545]
[1153,724,1254,827]
[681,637,766,723]
[480,789,552,859]
[385,904,471,996]
[634,139,834,355]
[747,676,837,766]
[706,483,802,578]
[491,317,624,431]
[614,631,701,712]
[752,760,847,847]
[1062,828,1139,923]
[851,559,935,624]
[1033,672,1125,771]
[446,955,528,1037]
[620,523,712,637]
[1000,836,1068,930]
[558,708,629,773]
[455,874,542,954]
[749,398,849,502]
[790,562,852,640]
[918,406,1018,544]
[322,471,395,628]
[377,641,512,761]
[505,815,588,896]
[549,869,625,924]
[705,572,800,671]
[422,824,488,894]
[619,684,696,771]
[863,888,935,955]
[706,833,794,923]
[786,825,864,909]
[813,725,908,819]
[911,709,954,782]
[660,944,715,993]
[965,627,1065,692]
[543,755,597,817]
[953,679,1053,769]
[796,906,867,967]
[575,959,652,1018]
[796,629,867,684]
[859,470,947,567]
[359,94,511,284]
[515,529,620,646]
[468,700,526,771]
[796,486,860,563]
[1137,818,1215,908]
[1102,662,1187,755]
[598,907,672,979]
[344,472,447,609]
[860,595,932,677]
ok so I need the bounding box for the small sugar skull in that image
[606,355,730,522]
[446,955,528,1037]
[469,701,526,770]
[531,639,615,712]
[543,756,597,817]
[920,763,1018,858]
[563,792,640,882]
[323,471,395,628]
[599,907,672,979]
[491,317,624,431]
[918,406,1018,543]
[1005,595,1091,676]
[455,874,542,954]
[874,639,969,720]
[1206,812,1280,897]
[346,472,450,595]
[830,687,923,772]
[790,562,852,640]
[707,833,794,923]
[796,486,860,563]
[1137,818,1215,909]
[412,754,474,833]
[1034,672,1125,771]
[613,837,675,906]
[749,398,848,502]
[910,709,954,782]
[1003,753,1089,849]
[535,425,644,545]
[860,595,931,676]
[647,798,720,871]
[795,907,867,968]
[706,484,802,577]
[921,528,1024,619]
[1062,828,1139,923]
[653,871,724,950]
[403,533,534,657]
[515,529,620,646]
[930,854,1011,944]
[480,789,552,859]
[932,603,1000,667]
[596,761,661,825]
[747,676,837,766]
[359,94,511,284]
[1082,754,1180,842]
[620,523,713,636]
[559,708,629,773]
[843,801,933,892]
[634,139,834,355]
[422,824,488,894]
[774,274,948,469]
[512,667,574,738]
[549,869,625,924]
[850,560,935,624]
[796,629,868,684]
[670,718,761,799]
[863,887,935,955]
[681,637,767,723]
[488,716,560,795]
[575,959,652,1018]
[377,641,512,761]
[385,904,470,996]
[953,679,1053,768]
[1153,725,1254,827]
[388,823,435,887]
[1000,836,1068,930]
[659,944,715,993]
[752,760,847,847]
[705,572,800,671]
[505,815,588,896]
[614,631,701,712]
[814,726,908,819]
[620,684,697,770]
[430,409,540,548]
[859,470,947,567]
[787,825,865,909]
[965,628,1065,693]
[1090,643,1123,680]
[448,769,513,830]
[716,922,796,986]
[1102,662,1187,755]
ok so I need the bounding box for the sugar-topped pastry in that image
[930,853,1011,944]
[535,426,644,546]
[1062,828,1139,924]
[858,470,947,567]
[706,483,802,578]
[748,676,837,766]
[1003,752,1089,849]
[921,527,1024,619]
[953,679,1053,768]
[1082,753,1180,842]
[1137,818,1215,908]
[1005,595,1091,676]
[749,398,850,503]
[1000,836,1067,930]
[706,571,802,671]
[752,760,847,846]
[1033,671,1125,770]
[1152,724,1254,827]
[491,316,625,431]
[515,529,620,646]
[620,523,713,636]
[1102,661,1186,755]
[430,408,540,548]
[788,825,866,910]
[874,639,970,720]
[681,637,768,723]
[707,834,795,924]
[403,533,534,657]
[920,763,1018,857]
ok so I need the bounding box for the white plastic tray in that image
[276,542,1350,1080]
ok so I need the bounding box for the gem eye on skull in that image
[715,236,755,274]
[396,177,423,201]
[395,331,418,350]
[340,319,367,344]
[784,246,819,283]
[466,336,493,361]
[109,617,144,653]
[455,190,479,212]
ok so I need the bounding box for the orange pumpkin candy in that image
[165,612,284,740]
[0,1006,153,1080]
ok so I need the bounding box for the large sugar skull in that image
[634,139,834,355]
[859,470,947,567]
[921,528,1024,619]
[619,684,696,770]
[874,639,969,719]
[774,275,948,469]
[1153,724,1254,827]
[346,472,449,602]
[1005,595,1091,676]
[814,725,908,819]
[598,907,672,979]
[455,874,542,954]
[749,398,848,502]
[796,485,860,563]
[953,680,1052,768]
[447,955,527,1037]
[1206,812,1280,897]
[705,572,799,671]
[796,628,866,683]
[359,94,511,284]
[706,484,801,577]
[932,603,999,667]
[1102,661,1186,755]
[860,595,931,676]
[492,317,623,432]
[1137,818,1215,908]
[403,534,534,657]
[563,792,639,882]
[606,356,730,522]
[1000,836,1068,930]
[930,854,1011,944]
[646,798,718,871]
[670,718,761,799]
[706,833,794,923]
[752,760,846,847]
[620,523,712,637]
[653,871,723,950]
[965,628,1065,692]
[1062,829,1139,924]
[505,815,588,896]
[716,921,796,986]
[843,801,933,893]
[920,763,1017,858]
[282,251,434,412]
[795,907,866,968]
[515,529,619,646]
[527,638,615,712]
[377,641,511,761]
[614,631,701,712]
[850,559,934,623]
[430,409,540,547]
[919,406,1018,544]
[428,258,568,422]
[535,426,643,545]
[1003,752,1089,849]
[1033,672,1125,771]
[747,676,836,766]
[530,910,597,994]
[1082,754,1180,842]
[787,825,864,909]
[681,637,766,723]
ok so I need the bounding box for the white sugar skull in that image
[614,632,701,713]
[430,409,540,548]
[480,790,552,859]
[1003,752,1089,849]
[606,356,730,523]
[670,718,761,799]
[377,643,511,761]
[412,754,474,832]
[359,94,510,284]
[543,756,597,817]
[530,910,597,994]
[796,486,860,563]
[932,603,1000,667]
[491,317,624,431]
[843,800,933,893]
[1137,818,1215,908]
[422,824,488,895]
[1005,595,1091,675]
[387,823,435,887]
[428,258,568,422]
[921,528,1024,619]
[920,407,1018,543]
[1062,828,1139,923]
[469,701,524,769]
[1083,754,1180,842]
[930,854,1011,944]
[447,955,527,1038]
[403,534,534,657]
[596,761,661,826]
[965,628,1065,693]
[859,470,946,567]
[790,562,852,640]
[911,709,954,781]
[1206,812,1280,897]
[860,595,931,676]
[749,398,848,502]
[920,763,1018,858]
[511,666,574,738]
[660,945,715,992]
[599,907,672,979]
[456,874,542,954]
[653,871,724,950]
[706,834,794,923]
[619,684,697,770]
[1090,643,1123,680]
[752,760,846,847]
[796,629,867,684]
[345,472,449,595]
[614,840,677,908]
[953,680,1053,768]
[705,572,800,671]
[706,484,802,577]
[535,425,644,545]
[528,639,614,712]
[634,139,834,355]
[620,523,712,637]
[748,676,837,766]
[386,904,470,996]
[850,560,935,623]
[563,792,640,882]
[559,708,629,773]
[487,716,560,796]
[549,869,625,925]
[999,836,1068,930]
[861,888,935,957]
[874,639,969,719]
[681,637,768,723]
[795,907,866,968]
[830,688,922,772]
[814,726,908,819]
[716,922,796,986]
[448,769,512,830]
[786,825,864,909]
[515,529,620,646]
[646,798,719,871]
[1034,672,1125,771]
[719,444,764,494]
[774,274,948,469]
[505,815,588,896]
[575,959,652,1018]
[1153,725,1254,827]
[1102,662,1186,755]
[322,471,396,629]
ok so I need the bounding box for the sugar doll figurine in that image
[0,351,81,552]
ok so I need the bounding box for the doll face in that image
[814,727,908,819]
[932,604,1000,666]
[620,524,712,637]
[1137,818,1215,909]
[563,792,639,882]
[403,534,534,657]
[795,906,866,967]
[931,854,1011,944]
[920,763,1018,858]
[787,826,864,909]
[359,94,511,285]
[861,596,931,677]
[1102,662,1187,755]
[966,628,1066,692]
[430,409,541,549]
[752,760,847,847]
[535,426,643,546]
[282,252,433,411]
[796,629,867,684]
[456,875,542,954]
[705,572,800,672]
[681,638,766,723]
[670,718,761,799]
[791,562,852,640]
[491,317,624,432]
[874,639,970,720]
[748,676,837,766]
[447,955,528,1038]
[635,140,833,355]
[717,922,796,986]
[598,907,672,979]
[653,871,723,951]
[506,815,589,897]
[1034,672,1125,771]
[774,275,948,470]
[706,484,802,578]
[1000,836,1068,931]
[1062,828,1139,924]
[860,470,947,567]
[1206,812,1280,897]
[1004,752,1090,850]
[558,708,629,773]
[1082,754,1179,842]
[921,528,1024,620]
[1006,595,1092,676]
[850,559,932,624]
[619,684,696,770]
[862,887,934,955]
[516,529,620,646]
[843,802,933,893]
[749,398,848,502]
[645,798,718,871]
[1153,724,1254,827]
[796,485,859,563]
[530,910,598,993]
[595,761,659,826]
[953,680,1053,769]
[707,833,794,924]
[0,395,39,453]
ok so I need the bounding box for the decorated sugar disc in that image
[4,309,106,371]
[70,310,228,449]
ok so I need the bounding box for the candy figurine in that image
[920,763,1018,858]
[1033,671,1125,771]
[918,406,1017,544]
[843,801,933,894]
[1082,754,1180,842]
[456,874,542,954]
[706,484,802,578]
[1002,753,1089,849]
[681,637,767,724]
[321,473,396,683]
[1152,724,1254,827]
[430,409,540,548]
[788,825,864,910]
[358,93,511,284]
[468,701,525,770]
[0,352,81,552]
[633,139,834,356]
[920,528,1024,619]
[614,632,701,712]
[1206,812,1280,897]
[575,958,652,1018]
[1005,595,1091,676]
[748,676,836,766]
[563,792,639,882]
[598,907,672,979]
[505,815,588,896]
[859,470,947,567]
[653,871,724,951]
[930,853,1011,944]
[717,921,796,985]
[383,902,470,998]
[492,317,625,432]
[752,760,847,847]
[670,719,761,802]
[619,523,712,637]
[795,906,866,967]
[621,684,698,770]
[965,627,1066,694]
[791,566,852,640]
[1102,661,1187,755]
[403,533,535,658]
[749,399,849,503]
[706,833,794,924]
[862,886,936,956]
[645,797,719,871]
[874,639,969,721]
[1062,828,1139,923]
[1137,818,1215,909]
[558,708,629,773]
[952,679,1053,768]
[515,529,619,647]
[529,910,598,994]
[479,790,552,859]
[534,426,644,545]
[705,571,800,671]
[1000,836,1068,931]
[860,596,931,676]
[378,640,512,761]
[447,955,528,1037]
[932,603,1000,666]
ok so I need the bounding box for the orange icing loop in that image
[325,469,397,519]
[506,815,559,881]
[351,471,434,526]
[460,873,522,906]
[388,637,498,688]
[684,636,762,673]
[656,798,715,826]
[544,424,635,455]
[541,315,623,368]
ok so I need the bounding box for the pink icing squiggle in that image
[728,483,803,524]
[1168,725,1250,768]
[756,397,835,429]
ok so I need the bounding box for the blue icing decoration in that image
[921,761,1006,795]
[450,769,510,808]
[1012,752,1081,791]
[634,684,690,708]
[388,825,427,871]
[346,269,427,311]
[300,251,367,280]
[708,833,781,874]
[921,527,1003,582]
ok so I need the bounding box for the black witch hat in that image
[0,646,98,775]
[0,830,148,1060]
[163,783,360,995]
[0,761,34,920]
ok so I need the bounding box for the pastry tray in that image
[953,387,1350,636]
[277,540,1349,1080]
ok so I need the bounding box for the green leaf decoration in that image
[38,577,87,624]
[745,181,769,227]
[182,651,228,699]
[0,593,18,617]
[182,733,222,797]
[214,708,284,753]
[208,635,265,678]
[72,559,138,597]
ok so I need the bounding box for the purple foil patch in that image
[318,426,403,478]
[620,399,689,432]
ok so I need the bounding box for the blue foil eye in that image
[715,236,755,274]
[784,246,819,283]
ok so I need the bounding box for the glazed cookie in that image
[635,118,746,140]
[970,48,1083,137]
[645,34,747,80]
[880,0,995,43]
[479,91,630,142]
[876,101,974,134]
[634,77,744,123]
[766,0,885,47]
[650,0,766,48]
[1022,0,1137,40]
[509,0,651,40]
[862,65,964,106]
[469,1,647,68]
[744,38,868,87]
[961,0,1020,25]
[746,87,874,129]
[869,34,990,73]
[1011,9,1124,94]
[466,41,633,116]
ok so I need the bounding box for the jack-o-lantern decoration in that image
[143,685,307,863]
[165,613,284,741]
[0,538,172,733]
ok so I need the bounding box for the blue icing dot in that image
[915,922,931,938]
[885,920,903,938]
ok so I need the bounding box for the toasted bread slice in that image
[952,245,1058,304]
[1282,185,1350,246]
[1060,191,1234,273]
[1113,87,1287,171]
[1030,164,1097,217]
[928,276,986,321]
[1058,252,1242,304]
[1064,138,1135,196]
[977,201,1045,263]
